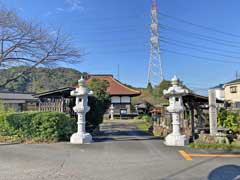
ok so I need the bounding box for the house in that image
[86,74,141,117]
[34,87,74,113]
[134,100,153,114]
[0,92,38,111]
[209,84,225,101]
[223,79,240,108]
[35,74,141,117]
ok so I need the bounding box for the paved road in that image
[0,119,239,180]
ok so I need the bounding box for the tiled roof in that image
[0,92,37,101]
[86,74,141,96]
[225,79,240,86]
[209,84,224,90]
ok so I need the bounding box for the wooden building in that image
[86,74,141,117]
[152,92,224,139]
[35,74,141,117]
[35,87,74,113]
[0,92,38,111]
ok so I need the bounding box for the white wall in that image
[111,96,131,103]
[215,89,225,101]
[111,96,120,103]
[121,96,131,103]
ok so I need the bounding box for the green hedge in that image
[0,112,76,142]
[189,142,240,150]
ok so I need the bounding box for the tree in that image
[153,80,171,97]
[86,78,110,131]
[147,82,153,94]
[0,8,81,89]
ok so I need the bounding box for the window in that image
[230,86,237,93]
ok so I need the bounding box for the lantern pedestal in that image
[165,134,188,146]
[70,133,92,144]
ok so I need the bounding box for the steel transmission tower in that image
[147,0,164,85]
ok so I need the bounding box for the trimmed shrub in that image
[0,111,76,142]
[32,112,76,142]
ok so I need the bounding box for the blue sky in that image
[3,0,240,94]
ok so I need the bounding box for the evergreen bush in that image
[217,109,240,132]
[0,112,76,142]
[86,78,110,132]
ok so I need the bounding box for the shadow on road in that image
[93,129,163,142]
[208,164,240,180]
[161,157,217,180]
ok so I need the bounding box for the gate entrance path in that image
[0,119,239,180]
[94,119,155,142]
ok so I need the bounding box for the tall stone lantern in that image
[70,77,93,144]
[163,75,189,146]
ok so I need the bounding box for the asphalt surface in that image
[0,119,239,180]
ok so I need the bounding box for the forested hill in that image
[0,66,85,93]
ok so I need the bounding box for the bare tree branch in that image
[0,8,82,88]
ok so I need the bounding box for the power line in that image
[160,36,240,55]
[159,23,240,48]
[160,48,240,64]
[160,39,240,59]
[68,13,147,24]
[158,12,240,38]
[88,48,148,55]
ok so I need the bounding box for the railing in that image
[39,99,63,112]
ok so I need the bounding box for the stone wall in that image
[152,112,192,137]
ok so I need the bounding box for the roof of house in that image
[224,79,240,86]
[34,87,74,98]
[209,84,224,90]
[0,92,38,101]
[183,93,224,104]
[86,74,141,96]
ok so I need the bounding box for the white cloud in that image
[56,7,64,12]
[65,0,84,12]
[43,0,83,18]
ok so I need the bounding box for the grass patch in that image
[0,135,23,143]
[136,120,151,134]
[189,142,240,150]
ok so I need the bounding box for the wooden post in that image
[190,104,195,141]
[38,100,41,112]
[197,107,203,129]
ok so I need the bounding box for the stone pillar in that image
[208,89,217,136]
[163,75,189,146]
[70,77,93,144]
[110,104,114,120]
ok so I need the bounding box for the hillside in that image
[0,66,85,93]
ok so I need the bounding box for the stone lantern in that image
[163,75,189,146]
[70,77,93,144]
[109,104,114,120]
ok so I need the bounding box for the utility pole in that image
[117,64,120,80]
